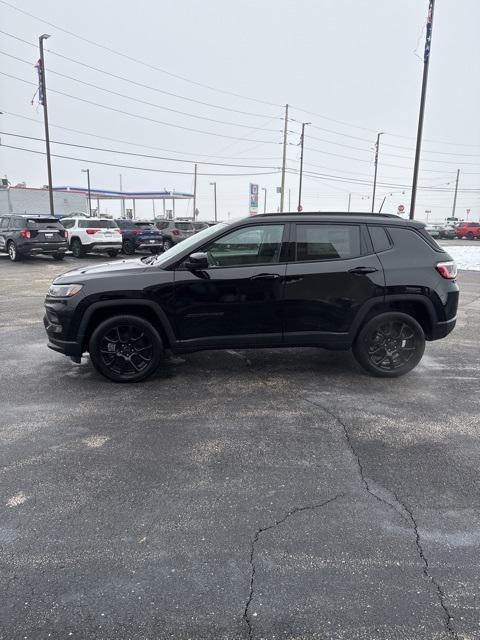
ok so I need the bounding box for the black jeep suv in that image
[0,214,68,261]
[44,213,459,382]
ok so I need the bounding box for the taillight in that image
[114,228,122,234]
[63,230,68,238]
[20,229,31,238]
[86,229,99,235]
[172,229,180,236]
[436,261,457,279]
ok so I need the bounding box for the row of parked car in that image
[0,214,213,261]
[425,221,480,240]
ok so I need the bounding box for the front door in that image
[173,223,287,347]
[283,222,384,342]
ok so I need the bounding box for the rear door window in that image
[295,224,361,261]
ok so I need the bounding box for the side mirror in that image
[184,251,209,270]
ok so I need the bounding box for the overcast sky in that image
[0,0,479,221]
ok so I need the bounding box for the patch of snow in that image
[82,435,110,448]
[443,245,480,271]
[6,491,28,507]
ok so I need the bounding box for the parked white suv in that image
[61,218,122,258]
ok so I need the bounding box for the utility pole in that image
[451,169,460,218]
[288,188,291,212]
[193,163,198,220]
[38,34,54,216]
[280,103,289,212]
[119,174,125,218]
[372,132,384,212]
[210,181,217,222]
[262,187,267,213]
[410,0,436,219]
[297,121,310,212]
[347,193,352,212]
[81,168,91,216]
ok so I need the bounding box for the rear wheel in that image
[107,250,119,258]
[52,253,65,261]
[163,238,173,251]
[353,312,425,378]
[7,241,21,262]
[71,238,85,258]
[123,239,136,255]
[89,315,163,383]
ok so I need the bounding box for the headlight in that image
[47,283,83,298]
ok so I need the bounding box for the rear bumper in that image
[137,240,163,249]
[85,242,122,252]
[20,242,67,255]
[430,315,457,340]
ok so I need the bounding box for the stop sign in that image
[398,204,405,213]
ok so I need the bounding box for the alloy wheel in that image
[366,320,417,371]
[99,323,154,378]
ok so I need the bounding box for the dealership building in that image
[0,184,88,216]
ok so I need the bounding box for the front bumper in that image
[44,314,83,358]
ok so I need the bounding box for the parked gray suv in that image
[0,214,68,261]
[154,219,194,250]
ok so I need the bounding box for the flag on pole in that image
[424,1,434,62]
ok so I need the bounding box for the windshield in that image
[151,222,228,266]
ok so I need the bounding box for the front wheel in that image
[7,241,21,262]
[163,239,173,251]
[89,315,163,382]
[353,312,425,378]
[122,239,135,255]
[52,253,65,261]
[107,250,119,258]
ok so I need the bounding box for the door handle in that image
[348,266,379,275]
[250,273,280,280]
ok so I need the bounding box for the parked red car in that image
[455,222,480,240]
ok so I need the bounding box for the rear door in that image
[283,222,384,342]
[0,217,9,251]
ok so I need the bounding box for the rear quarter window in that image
[368,226,391,253]
[388,227,445,253]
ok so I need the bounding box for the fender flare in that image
[348,294,436,340]
[77,299,176,346]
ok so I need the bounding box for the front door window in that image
[205,224,285,267]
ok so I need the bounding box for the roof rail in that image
[255,211,402,219]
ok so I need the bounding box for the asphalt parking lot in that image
[1,252,479,640]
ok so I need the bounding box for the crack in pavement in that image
[303,396,458,640]
[243,494,344,640]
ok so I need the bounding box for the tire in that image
[107,250,119,258]
[89,314,163,383]
[52,253,65,261]
[467,232,474,240]
[353,312,425,378]
[7,241,21,262]
[122,239,136,255]
[71,238,85,258]
[163,238,173,251]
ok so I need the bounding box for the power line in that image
[0,0,283,108]
[0,71,283,144]
[0,49,283,132]
[0,130,282,169]
[0,29,282,120]
[0,110,282,160]
[1,142,283,177]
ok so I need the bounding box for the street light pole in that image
[279,104,289,212]
[262,187,267,213]
[81,169,91,216]
[193,163,198,220]
[38,34,54,216]
[372,132,384,213]
[297,122,310,212]
[451,169,460,219]
[410,0,436,219]
[210,181,217,222]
